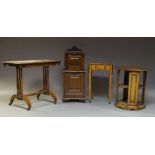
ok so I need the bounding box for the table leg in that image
[116,70,120,103]
[23,96,32,110]
[9,95,17,105]
[108,70,112,104]
[88,65,92,102]
[36,66,57,104]
[9,66,32,110]
[142,71,147,103]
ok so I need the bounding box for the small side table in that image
[115,66,148,110]
[2,60,60,110]
[88,63,113,103]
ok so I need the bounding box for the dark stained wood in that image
[63,47,86,102]
[2,59,60,110]
[65,52,84,71]
[64,71,85,99]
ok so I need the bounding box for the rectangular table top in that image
[116,66,149,72]
[89,63,113,66]
[2,59,60,67]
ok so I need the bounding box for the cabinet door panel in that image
[64,72,85,98]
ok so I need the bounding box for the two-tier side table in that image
[2,60,60,110]
[115,66,148,110]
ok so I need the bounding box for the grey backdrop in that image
[0,37,154,102]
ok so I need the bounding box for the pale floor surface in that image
[0,93,155,117]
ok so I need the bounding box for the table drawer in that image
[92,65,110,70]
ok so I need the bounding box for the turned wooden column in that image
[16,66,23,100]
[37,66,57,103]
[43,66,50,94]
[9,66,32,110]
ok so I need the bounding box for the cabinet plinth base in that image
[62,98,86,103]
[115,101,145,111]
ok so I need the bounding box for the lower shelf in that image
[115,100,145,110]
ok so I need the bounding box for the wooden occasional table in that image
[2,60,60,110]
[115,66,148,110]
[88,63,113,103]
